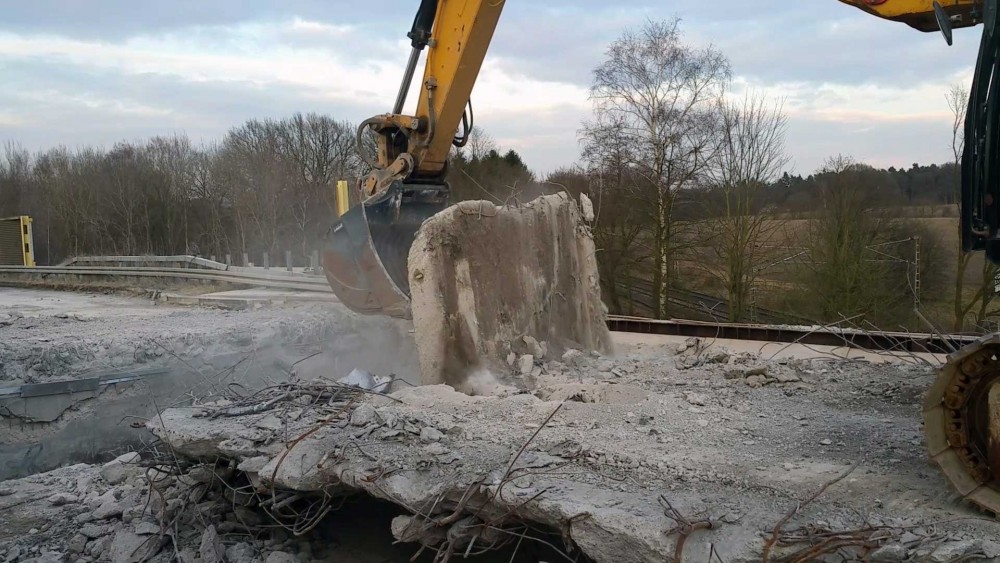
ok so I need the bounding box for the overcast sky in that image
[0,1,981,177]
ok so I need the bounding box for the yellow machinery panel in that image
[0,216,36,267]
[335,180,351,218]
[837,0,982,32]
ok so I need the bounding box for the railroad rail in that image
[617,276,812,326]
[607,316,975,356]
[0,256,980,356]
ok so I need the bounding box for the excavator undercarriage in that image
[925,337,1000,512]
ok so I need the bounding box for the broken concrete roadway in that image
[146,344,1000,563]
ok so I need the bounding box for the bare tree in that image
[280,113,356,256]
[701,91,789,322]
[579,114,646,314]
[584,17,731,318]
[464,128,497,162]
[799,156,908,324]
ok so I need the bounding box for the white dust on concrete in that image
[0,288,419,386]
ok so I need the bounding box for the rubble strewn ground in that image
[0,287,420,480]
[2,317,999,562]
[0,288,419,387]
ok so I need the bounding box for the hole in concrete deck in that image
[137,461,596,563]
[306,496,592,562]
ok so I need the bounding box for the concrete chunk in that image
[199,525,225,563]
[518,355,535,376]
[108,529,156,563]
[408,194,613,394]
[100,452,140,485]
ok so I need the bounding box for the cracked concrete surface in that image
[2,288,1000,562]
[138,343,1000,562]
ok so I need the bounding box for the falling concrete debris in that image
[337,368,392,393]
[407,193,613,394]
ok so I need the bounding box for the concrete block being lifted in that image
[407,193,613,393]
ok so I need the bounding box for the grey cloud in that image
[0,59,381,153]
[784,116,954,175]
[1,0,450,40]
[0,0,977,174]
[3,1,976,90]
[1,1,263,39]
[488,1,978,90]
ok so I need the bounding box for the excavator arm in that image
[322,0,505,318]
[358,0,504,195]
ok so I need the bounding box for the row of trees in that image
[0,116,535,267]
[1,114,364,264]
[771,163,962,212]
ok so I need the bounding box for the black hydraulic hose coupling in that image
[408,0,438,49]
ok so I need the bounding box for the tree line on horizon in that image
[0,18,990,332]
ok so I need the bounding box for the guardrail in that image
[60,255,230,271]
[0,258,333,293]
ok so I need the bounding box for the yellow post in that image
[0,215,34,267]
[20,216,35,267]
[336,180,350,218]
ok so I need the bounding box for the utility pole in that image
[914,236,921,309]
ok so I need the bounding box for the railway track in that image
[0,258,976,355]
[616,276,810,326]
[607,316,974,356]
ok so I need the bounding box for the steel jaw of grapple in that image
[322,180,448,320]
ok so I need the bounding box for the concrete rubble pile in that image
[3,338,1000,562]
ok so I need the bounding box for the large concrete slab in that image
[143,343,1000,562]
[407,194,613,393]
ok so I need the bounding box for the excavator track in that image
[924,334,1000,514]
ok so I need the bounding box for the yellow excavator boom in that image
[413,0,503,177]
[837,0,982,32]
